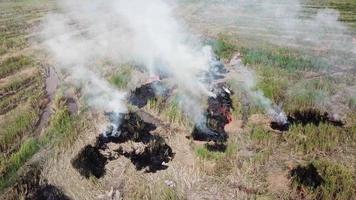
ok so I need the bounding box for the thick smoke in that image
[41,0,215,124]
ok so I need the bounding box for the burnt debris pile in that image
[72,112,174,177]
[129,81,171,108]
[290,163,324,189]
[192,83,233,142]
[117,135,174,172]
[288,109,344,127]
[270,121,290,132]
[6,166,70,200]
[71,145,107,178]
[270,109,344,131]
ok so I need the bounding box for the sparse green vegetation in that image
[0,74,38,95]
[285,123,349,154]
[292,160,356,200]
[110,66,132,89]
[285,77,336,112]
[0,55,32,79]
[240,47,328,72]
[162,99,188,126]
[196,142,237,161]
[41,96,82,148]
[306,0,356,28]
[255,65,289,103]
[212,34,238,60]
[147,97,190,126]
[250,126,272,146]
[0,104,39,152]
[0,138,40,190]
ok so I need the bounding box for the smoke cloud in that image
[179,0,356,66]
[41,0,217,124]
[229,55,287,124]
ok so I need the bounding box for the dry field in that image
[0,0,355,200]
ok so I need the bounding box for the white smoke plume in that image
[230,57,287,124]
[41,0,215,124]
[179,0,356,67]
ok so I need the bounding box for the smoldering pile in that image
[71,111,174,177]
[192,83,233,142]
[128,79,172,108]
[270,109,344,131]
[202,53,229,83]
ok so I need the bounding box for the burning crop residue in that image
[288,109,344,127]
[129,80,171,108]
[117,135,174,172]
[72,112,174,177]
[192,83,233,142]
[270,109,344,131]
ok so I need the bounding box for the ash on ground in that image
[192,83,233,142]
[72,112,174,177]
[128,80,171,108]
[270,109,345,131]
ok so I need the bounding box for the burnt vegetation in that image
[192,83,233,142]
[3,166,70,200]
[71,145,107,179]
[290,163,324,189]
[271,109,344,131]
[72,112,174,177]
[129,80,171,108]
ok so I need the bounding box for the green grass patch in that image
[285,77,336,112]
[211,34,238,60]
[0,104,39,152]
[0,138,40,190]
[250,126,273,145]
[306,0,356,28]
[0,55,32,79]
[41,105,77,148]
[110,66,132,89]
[196,142,237,161]
[285,123,347,154]
[162,99,188,126]
[255,65,289,103]
[240,46,327,72]
[292,159,356,200]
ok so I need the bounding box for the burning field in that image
[0,0,356,199]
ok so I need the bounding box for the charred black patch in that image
[29,185,71,200]
[192,125,228,142]
[119,136,174,173]
[288,110,344,127]
[99,112,157,146]
[5,166,70,200]
[270,121,290,131]
[205,142,227,152]
[71,145,107,178]
[129,81,170,108]
[290,163,324,189]
[271,109,344,131]
[73,112,174,177]
[191,83,233,142]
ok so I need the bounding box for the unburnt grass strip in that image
[0,55,32,79]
